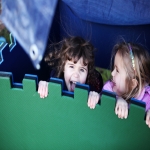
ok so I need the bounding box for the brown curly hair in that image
[45,36,95,84]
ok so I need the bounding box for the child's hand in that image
[38,81,48,98]
[87,91,100,109]
[146,109,150,128]
[115,97,128,119]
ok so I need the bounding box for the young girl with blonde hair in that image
[38,36,103,104]
[88,42,150,127]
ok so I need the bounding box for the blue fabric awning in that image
[62,0,150,25]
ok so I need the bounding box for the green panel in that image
[0,72,150,150]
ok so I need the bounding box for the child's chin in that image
[112,86,117,93]
[68,87,74,92]
[70,88,74,92]
[113,88,121,96]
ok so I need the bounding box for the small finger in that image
[118,105,122,118]
[92,92,99,109]
[44,82,48,97]
[90,92,96,109]
[115,104,119,115]
[90,93,95,109]
[124,107,128,119]
[87,92,92,108]
[146,115,150,125]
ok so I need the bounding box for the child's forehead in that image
[67,57,88,66]
[115,51,124,67]
[115,51,122,61]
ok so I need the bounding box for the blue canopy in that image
[62,0,150,25]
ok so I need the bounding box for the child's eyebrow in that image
[67,62,74,65]
[80,66,87,71]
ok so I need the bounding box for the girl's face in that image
[111,51,127,96]
[64,57,88,92]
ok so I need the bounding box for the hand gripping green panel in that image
[0,71,150,150]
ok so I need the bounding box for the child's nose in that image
[111,69,115,76]
[73,70,79,77]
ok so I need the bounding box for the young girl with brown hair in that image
[38,36,103,104]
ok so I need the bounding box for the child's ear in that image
[132,79,138,89]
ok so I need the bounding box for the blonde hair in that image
[111,42,150,100]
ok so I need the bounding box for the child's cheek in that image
[83,73,88,84]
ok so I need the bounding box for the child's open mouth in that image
[70,81,76,92]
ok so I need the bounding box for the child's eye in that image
[80,68,85,72]
[69,65,74,68]
[116,68,119,73]
[114,66,119,73]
